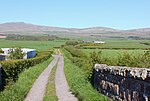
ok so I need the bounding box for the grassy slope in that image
[62,49,107,101]
[0,39,66,51]
[0,57,54,101]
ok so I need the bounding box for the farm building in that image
[83,40,93,43]
[22,48,36,59]
[0,48,36,60]
[0,54,7,61]
[1,48,12,54]
[93,41,105,44]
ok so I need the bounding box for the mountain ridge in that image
[0,22,150,36]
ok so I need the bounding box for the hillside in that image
[0,22,150,39]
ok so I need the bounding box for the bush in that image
[8,47,25,60]
[63,51,107,101]
[0,49,3,53]
[63,47,93,80]
[90,50,150,68]
[64,46,87,58]
[65,40,79,46]
[0,51,52,85]
[0,57,53,101]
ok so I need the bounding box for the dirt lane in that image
[55,55,78,101]
[24,55,59,101]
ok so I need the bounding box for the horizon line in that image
[0,21,150,30]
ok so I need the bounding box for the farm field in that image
[81,39,150,49]
[80,39,149,59]
[81,49,146,58]
[0,39,66,51]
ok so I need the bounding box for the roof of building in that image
[1,48,36,53]
[22,48,36,52]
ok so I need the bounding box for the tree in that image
[0,49,3,53]
[8,47,25,60]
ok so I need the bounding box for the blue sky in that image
[0,0,150,29]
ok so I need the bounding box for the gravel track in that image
[55,55,78,101]
[24,55,59,101]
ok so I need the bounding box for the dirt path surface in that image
[24,55,59,101]
[55,55,78,101]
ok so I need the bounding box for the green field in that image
[81,49,146,59]
[0,39,66,51]
[81,39,150,49]
[80,39,149,59]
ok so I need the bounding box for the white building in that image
[22,48,36,59]
[1,48,12,55]
[0,48,36,60]
[93,41,105,44]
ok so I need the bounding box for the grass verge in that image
[0,57,54,101]
[63,50,107,101]
[43,61,58,101]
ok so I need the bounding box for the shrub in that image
[65,40,79,46]
[64,46,87,58]
[0,57,53,101]
[63,47,93,80]
[8,47,25,60]
[0,49,3,53]
[0,51,52,86]
[63,52,107,101]
[90,50,150,68]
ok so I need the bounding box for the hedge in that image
[0,57,54,101]
[0,51,52,86]
[62,50,107,101]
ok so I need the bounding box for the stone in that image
[133,91,139,101]
[94,64,150,101]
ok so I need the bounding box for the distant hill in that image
[0,22,120,33]
[0,22,150,39]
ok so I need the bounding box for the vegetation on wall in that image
[90,50,150,68]
[64,45,150,82]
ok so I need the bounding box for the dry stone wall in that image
[0,65,2,88]
[94,64,150,101]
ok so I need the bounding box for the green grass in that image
[0,57,54,101]
[62,49,107,101]
[81,39,150,49]
[101,39,150,49]
[81,49,146,59]
[43,62,58,101]
[0,39,66,51]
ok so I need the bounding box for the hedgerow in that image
[64,46,93,79]
[0,57,54,101]
[62,49,107,101]
[89,50,150,68]
[0,51,52,86]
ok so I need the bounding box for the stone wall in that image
[94,64,150,101]
[0,64,2,88]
